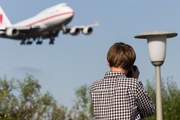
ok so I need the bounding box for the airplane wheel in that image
[21,39,26,45]
[27,41,32,45]
[36,41,42,45]
[21,41,25,45]
[49,41,54,45]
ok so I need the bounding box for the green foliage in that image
[67,84,94,120]
[145,77,180,120]
[71,78,180,120]
[1,74,179,120]
[0,74,67,120]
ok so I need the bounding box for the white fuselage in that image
[13,3,74,38]
[0,3,98,45]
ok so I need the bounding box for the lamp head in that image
[135,30,177,66]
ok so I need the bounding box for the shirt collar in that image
[104,71,126,79]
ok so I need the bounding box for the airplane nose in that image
[70,11,74,17]
[63,6,74,18]
[63,6,73,13]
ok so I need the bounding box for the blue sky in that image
[0,0,180,109]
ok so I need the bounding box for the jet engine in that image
[70,27,80,36]
[6,28,19,37]
[82,27,93,35]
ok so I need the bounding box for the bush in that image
[0,75,67,120]
[145,77,180,120]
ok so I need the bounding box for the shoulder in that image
[90,77,142,92]
[90,79,103,92]
[118,76,140,89]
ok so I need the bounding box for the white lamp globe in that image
[147,35,166,66]
[135,30,177,66]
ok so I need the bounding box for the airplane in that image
[0,3,99,45]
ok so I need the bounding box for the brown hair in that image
[107,42,136,70]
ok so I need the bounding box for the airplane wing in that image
[66,21,99,29]
[0,25,40,31]
[0,25,42,39]
[16,25,41,30]
[63,21,99,35]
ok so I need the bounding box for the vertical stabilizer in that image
[0,6,12,27]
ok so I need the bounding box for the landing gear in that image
[20,33,57,45]
[36,37,43,45]
[49,41,54,44]
[20,39,33,45]
[49,37,54,45]
[33,37,36,41]
[26,41,32,45]
[36,41,42,45]
[21,39,26,45]
[26,39,33,45]
[48,31,59,45]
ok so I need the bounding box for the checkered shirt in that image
[90,72,155,120]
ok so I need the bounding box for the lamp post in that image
[134,30,177,120]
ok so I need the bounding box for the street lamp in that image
[134,30,177,120]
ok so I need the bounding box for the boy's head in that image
[107,42,136,70]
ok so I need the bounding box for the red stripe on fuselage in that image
[27,11,74,26]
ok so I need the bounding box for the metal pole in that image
[155,66,163,120]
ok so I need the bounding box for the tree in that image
[145,77,180,120]
[1,74,179,120]
[0,75,67,120]
[70,78,180,120]
[67,84,94,120]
